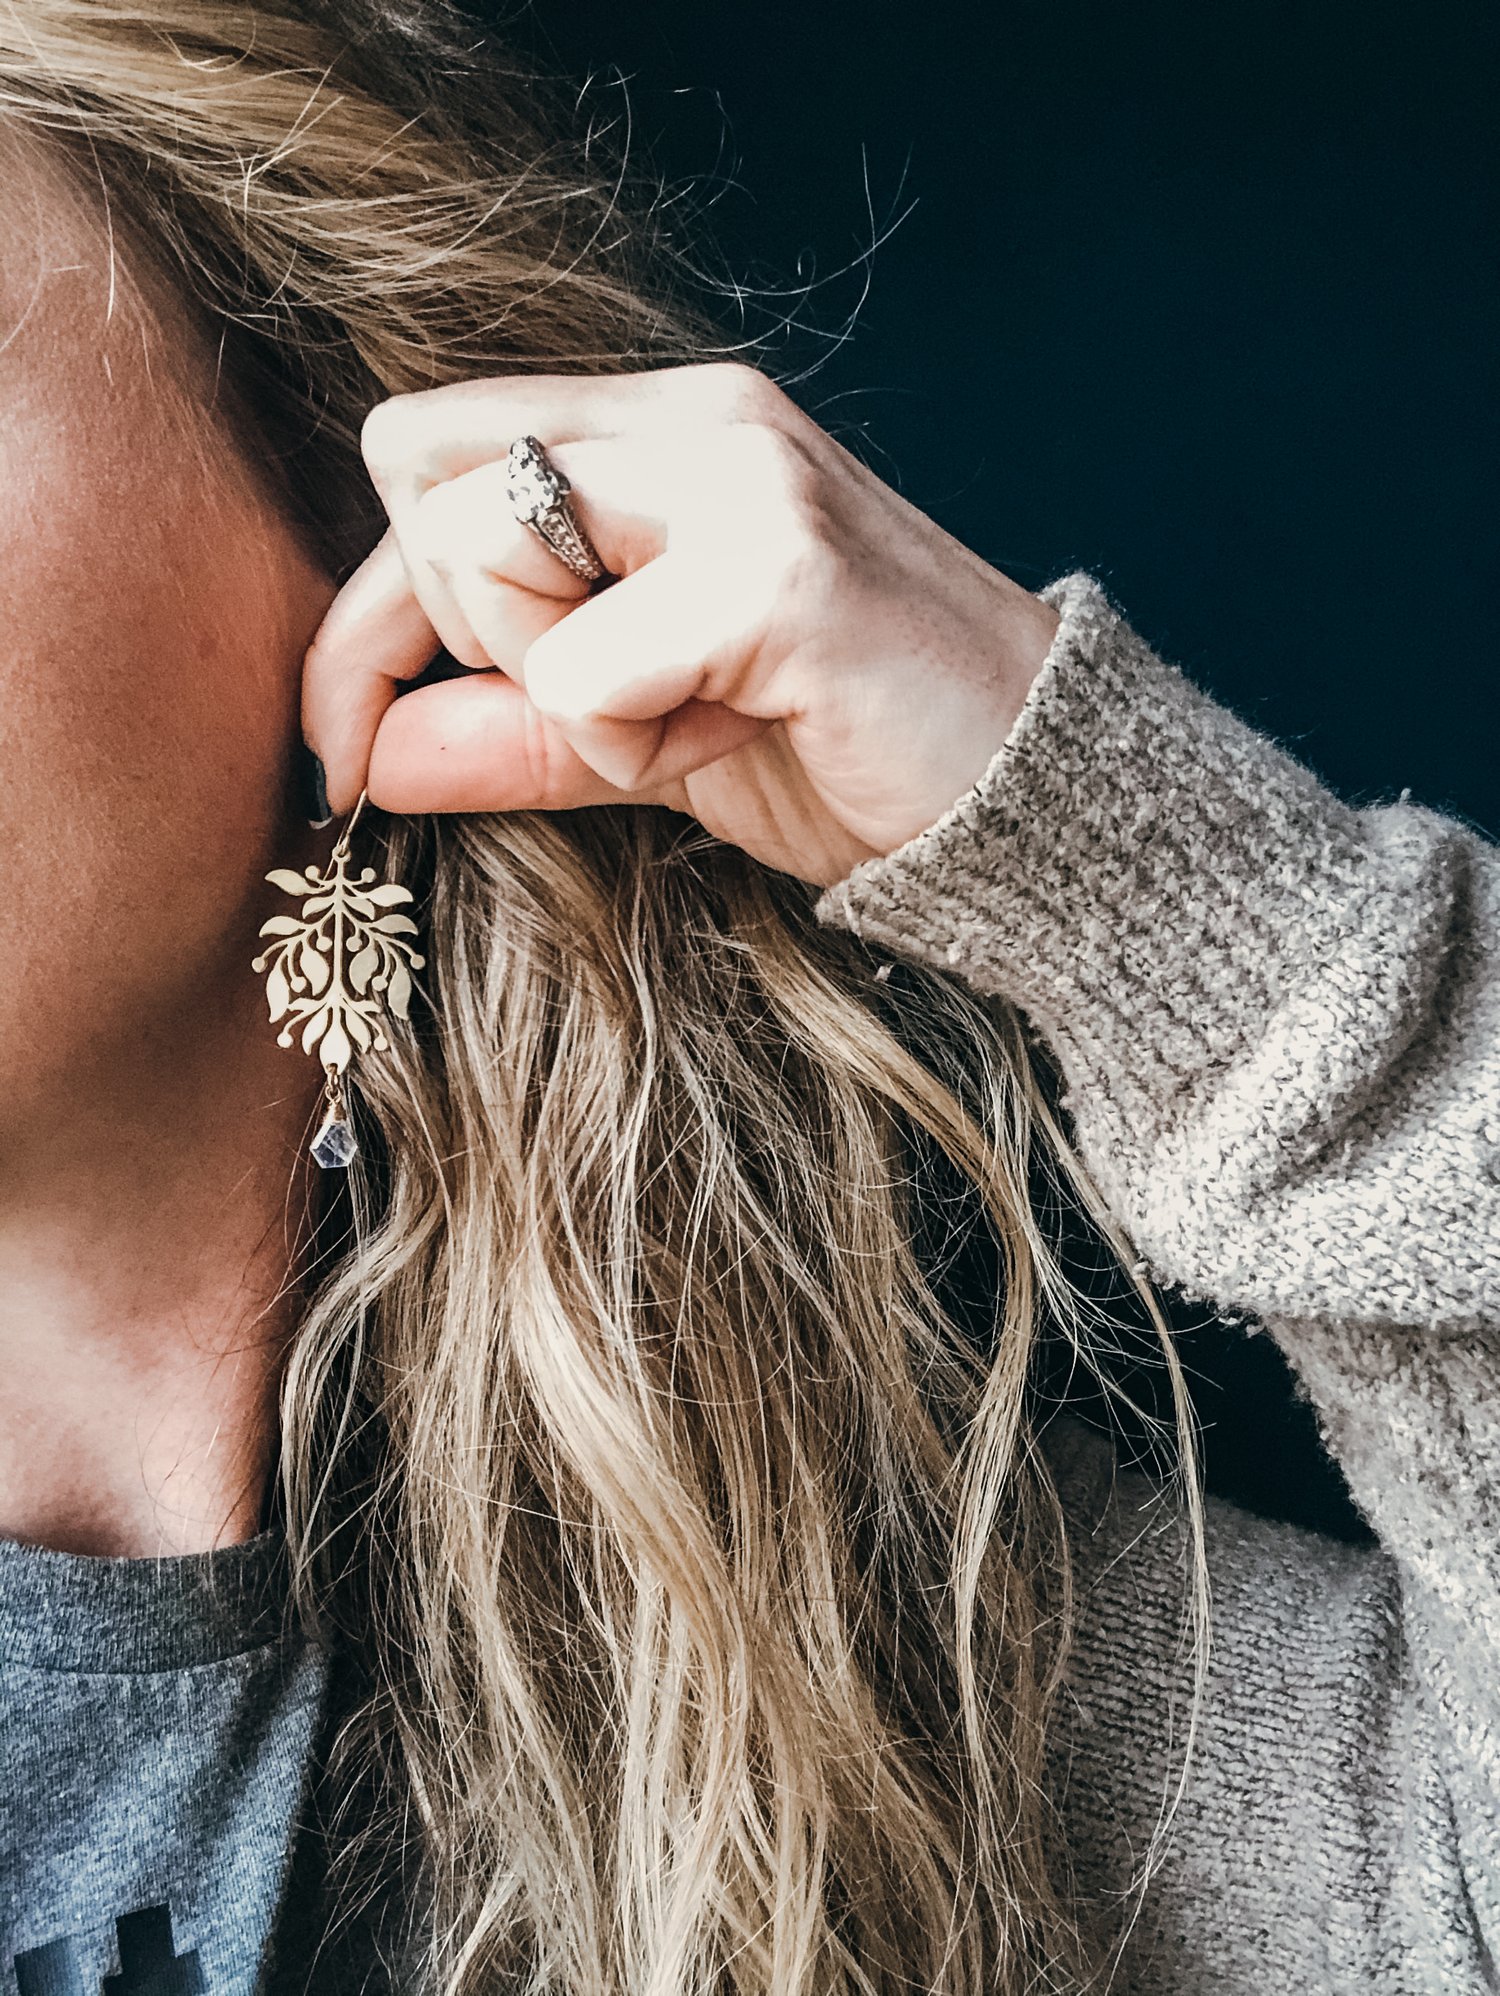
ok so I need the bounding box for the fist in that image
[302,361,1060,887]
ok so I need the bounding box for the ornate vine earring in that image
[252,787,425,1169]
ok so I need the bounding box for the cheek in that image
[0,436,336,1093]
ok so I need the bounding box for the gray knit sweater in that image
[815,572,1500,1993]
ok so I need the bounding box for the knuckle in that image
[359,393,421,480]
[722,421,825,536]
[406,478,463,568]
[779,530,845,622]
[521,627,584,723]
[676,358,787,424]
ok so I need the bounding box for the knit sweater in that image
[814,572,1500,1993]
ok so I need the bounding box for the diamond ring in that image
[504,433,611,585]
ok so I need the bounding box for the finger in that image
[359,361,786,494]
[565,699,771,795]
[363,382,660,661]
[364,670,663,814]
[380,440,648,713]
[518,548,786,791]
[398,436,676,639]
[361,365,795,604]
[405,457,599,666]
[373,508,495,683]
[301,530,442,811]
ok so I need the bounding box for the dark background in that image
[500,0,1497,1540]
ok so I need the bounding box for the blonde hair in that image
[0,5,1209,1989]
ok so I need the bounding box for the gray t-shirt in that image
[0,1528,356,1995]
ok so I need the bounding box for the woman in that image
[0,3,1493,1992]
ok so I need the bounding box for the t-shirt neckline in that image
[0,1525,293,1672]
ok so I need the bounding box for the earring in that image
[252,787,425,1169]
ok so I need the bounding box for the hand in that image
[302,361,1060,888]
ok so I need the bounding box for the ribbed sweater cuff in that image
[813,572,1448,1145]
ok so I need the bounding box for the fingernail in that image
[294,740,334,828]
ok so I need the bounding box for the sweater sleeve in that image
[812,572,1500,1917]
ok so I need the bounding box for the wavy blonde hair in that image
[0,4,1209,1989]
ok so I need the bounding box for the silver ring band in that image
[505,433,611,585]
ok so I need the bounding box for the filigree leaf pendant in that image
[251,789,425,1170]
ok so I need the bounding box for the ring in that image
[505,433,613,585]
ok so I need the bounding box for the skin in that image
[0,129,337,1555]
[307,370,1060,885]
[0,130,1059,1561]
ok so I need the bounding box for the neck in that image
[0,967,326,1558]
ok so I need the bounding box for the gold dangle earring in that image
[252,788,425,1169]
